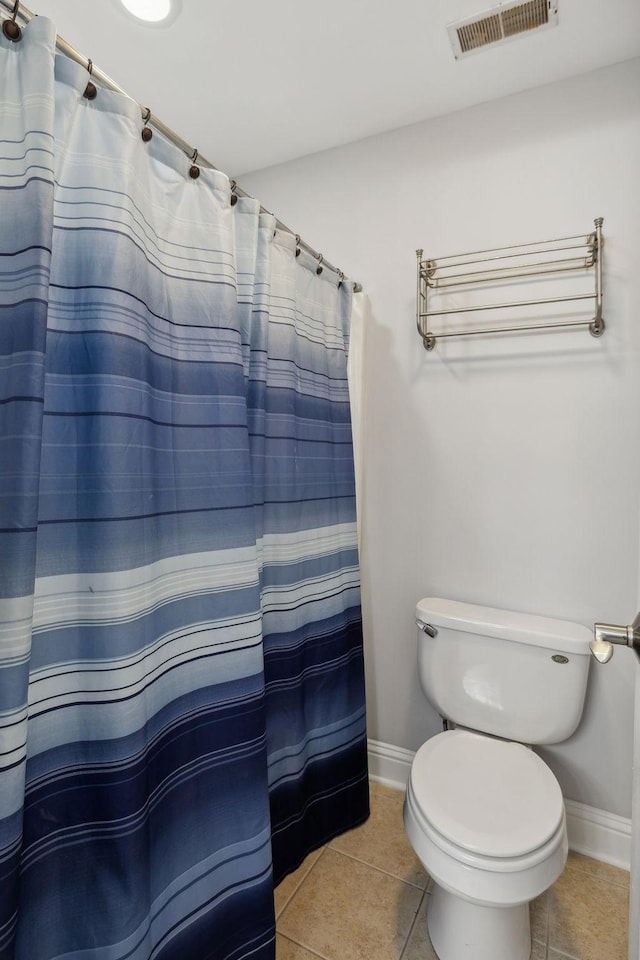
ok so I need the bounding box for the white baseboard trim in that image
[564,799,631,871]
[367,738,631,871]
[367,738,414,791]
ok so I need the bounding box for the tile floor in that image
[275,782,630,960]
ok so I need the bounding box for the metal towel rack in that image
[416,218,604,351]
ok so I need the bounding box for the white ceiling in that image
[20,0,640,177]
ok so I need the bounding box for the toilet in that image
[403,597,592,960]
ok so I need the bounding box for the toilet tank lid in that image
[416,597,592,655]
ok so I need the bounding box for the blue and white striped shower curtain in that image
[0,17,368,960]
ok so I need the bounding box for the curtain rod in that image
[0,0,362,293]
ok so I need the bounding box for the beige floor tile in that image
[330,782,429,888]
[531,890,549,946]
[275,847,326,918]
[277,847,423,960]
[276,934,325,960]
[400,894,439,960]
[548,868,629,960]
[530,942,547,960]
[564,851,630,889]
[369,781,403,798]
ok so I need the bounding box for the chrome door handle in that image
[590,614,640,663]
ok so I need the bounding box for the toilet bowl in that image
[404,729,568,960]
[405,597,592,960]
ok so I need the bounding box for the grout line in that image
[277,932,331,960]
[275,847,329,919]
[536,889,550,954]
[565,863,630,890]
[326,844,430,891]
[398,889,429,960]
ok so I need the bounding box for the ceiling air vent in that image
[448,0,558,59]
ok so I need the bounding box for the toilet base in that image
[428,882,531,960]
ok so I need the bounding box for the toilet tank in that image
[416,598,592,745]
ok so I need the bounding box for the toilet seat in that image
[409,729,564,860]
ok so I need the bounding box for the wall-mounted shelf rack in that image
[416,218,604,351]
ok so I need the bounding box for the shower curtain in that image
[0,17,368,960]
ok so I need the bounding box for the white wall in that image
[242,58,640,818]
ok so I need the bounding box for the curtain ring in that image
[141,107,153,142]
[189,148,200,180]
[316,254,324,276]
[230,180,238,206]
[295,235,301,258]
[83,59,97,100]
[337,269,345,289]
[2,0,22,42]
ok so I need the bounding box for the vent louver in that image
[448,0,558,58]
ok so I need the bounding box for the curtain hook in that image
[295,235,301,258]
[141,107,153,142]
[230,180,238,206]
[337,269,345,289]
[83,59,97,100]
[2,1,22,42]
[189,148,200,179]
[316,254,324,276]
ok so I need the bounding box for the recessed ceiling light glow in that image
[120,0,173,23]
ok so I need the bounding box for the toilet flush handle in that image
[416,618,438,638]
[590,614,640,664]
